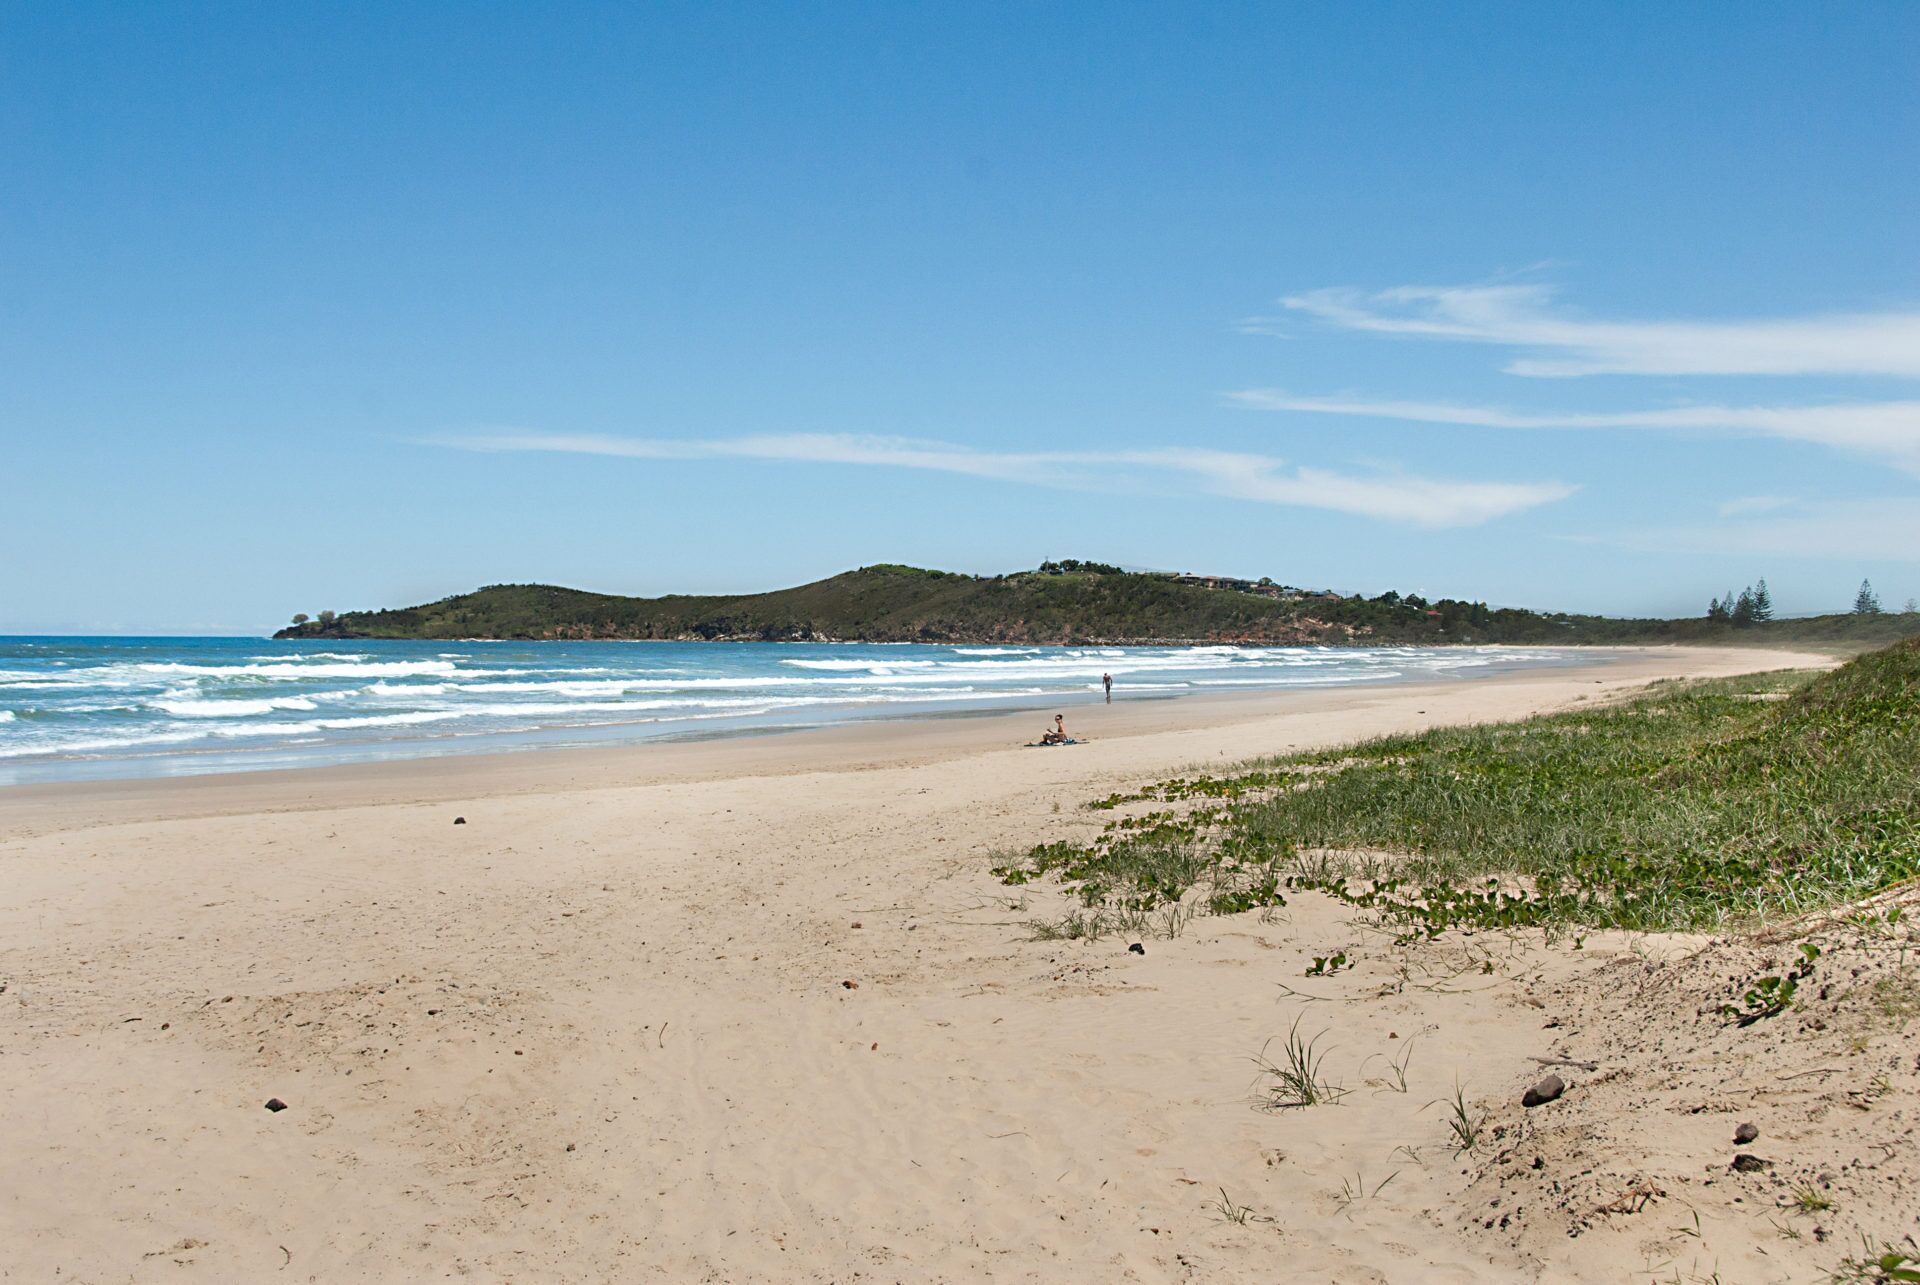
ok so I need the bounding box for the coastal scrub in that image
[995,637,1920,934]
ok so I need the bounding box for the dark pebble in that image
[1128,943,1145,955]
[1522,1075,1565,1108]
[1731,1153,1772,1173]
[264,1098,288,1112]
[1734,1122,1759,1145]
[453,817,466,825]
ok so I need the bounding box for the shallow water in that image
[0,637,1601,784]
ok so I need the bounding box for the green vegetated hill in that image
[274,563,1920,647]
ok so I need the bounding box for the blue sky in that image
[4,2,1917,632]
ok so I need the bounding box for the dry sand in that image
[5,645,1918,1282]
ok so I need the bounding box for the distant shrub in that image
[1037,559,1125,576]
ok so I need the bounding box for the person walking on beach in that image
[1102,673,1112,703]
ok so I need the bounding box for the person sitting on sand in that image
[1040,714,1068,744]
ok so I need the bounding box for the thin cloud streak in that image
[1279,284,1920,378]
[432,431,1576,529]
[1229,391,1920,475]
[1602,498,1920,563]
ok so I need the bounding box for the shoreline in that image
[0,644,1821,837]
[0,638,1612,794]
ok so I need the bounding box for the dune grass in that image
[1251,1018,1348,1110]
[995,638,1920,935]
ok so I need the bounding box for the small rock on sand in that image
[1734,1122,1760,1144]
[453,817,466,825]
[264,1098,288,1112]
[1128,943,1145,955]
[841,980,858,989]
[1731,1153,1772,1173]
[1522,1075,1565,1107]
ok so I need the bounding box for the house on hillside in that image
[1165,572,1307,601]
[1174,573,1255,592]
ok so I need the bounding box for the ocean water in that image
[0,637,1599,784]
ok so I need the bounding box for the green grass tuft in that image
[1252,1018,1347,1109]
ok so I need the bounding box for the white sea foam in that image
[0,641,1592,774]
[139,659,461,680]
[0,727,214,758]
[153,696,323,717]
[1191,673,1396,686]
[780,658,941,672]
[771,655,1267,684]
[0,686,1075,761]
[449,676,797,695]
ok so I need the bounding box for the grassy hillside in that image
[275,563,1920,647]
[994,635,1920,936]
[280,566,1376,644]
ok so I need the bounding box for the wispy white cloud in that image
[435,431,1065,482]
[432,431,1576,529]
[1228,391,1920,475]
[1278,284,1920,378]
[1604,498,1920,563]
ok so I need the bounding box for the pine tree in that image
[1706,594,1728,622]
[1750,579,1773,622]
[1732,587,1756,626]
[1853,580,1882,615]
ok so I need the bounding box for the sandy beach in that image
[6,643,1916,1283]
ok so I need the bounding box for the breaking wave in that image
[0,637,1587,779]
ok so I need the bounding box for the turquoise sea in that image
[0,637,1603,784]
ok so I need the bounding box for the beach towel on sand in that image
[1025,738,1083,747]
